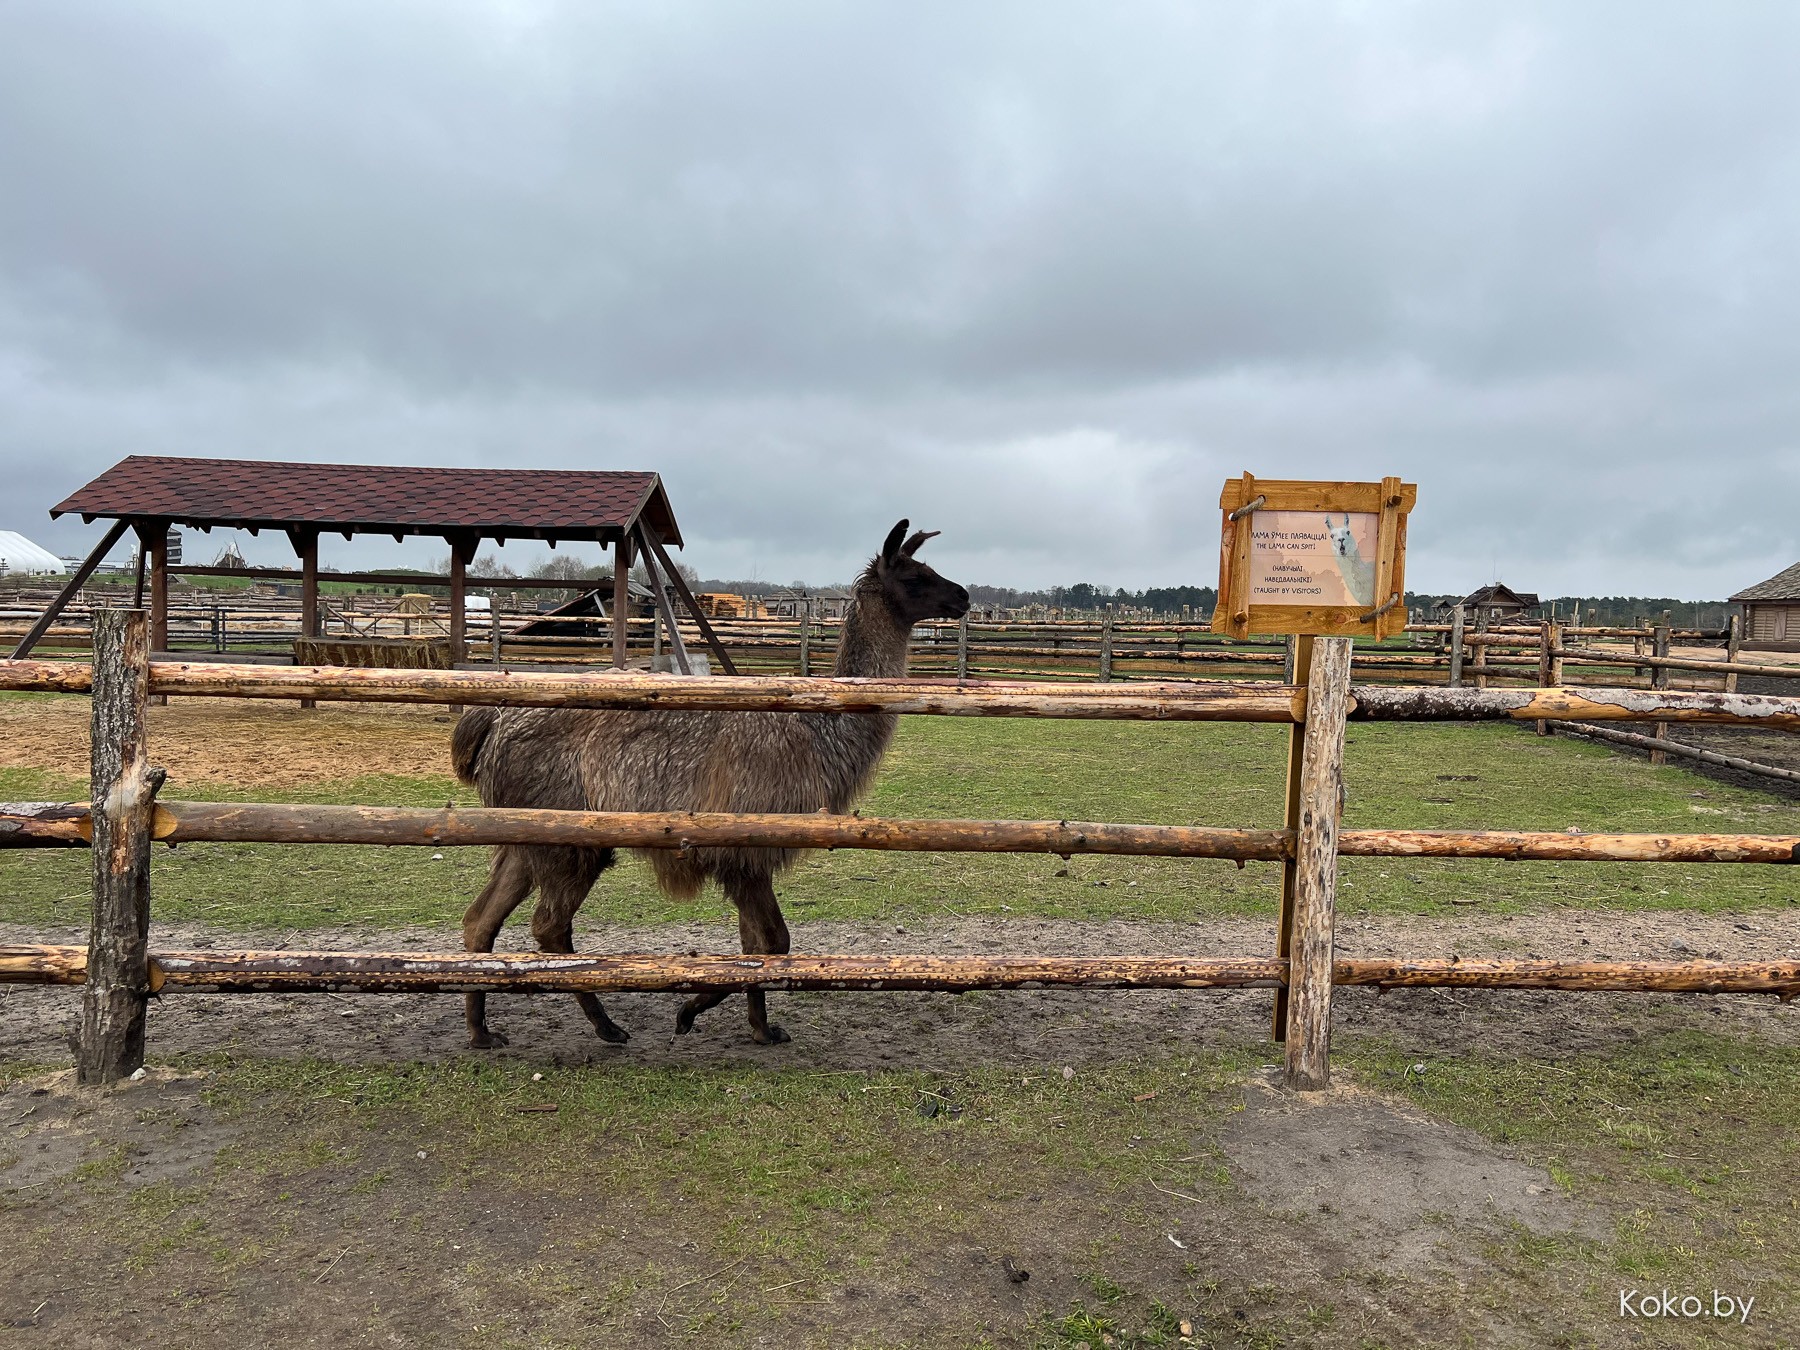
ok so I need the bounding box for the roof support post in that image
[141,522,170,681]
[446,534,477,665]
[9,517,130,660]
[612,532,633,668]
[290,527,320,709]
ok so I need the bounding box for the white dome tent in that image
[0,531,68,576]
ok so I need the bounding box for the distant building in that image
[1730,563,1800,649]
[1438,584,1540,623]
[763,588,851,620]
[0,531,68,576]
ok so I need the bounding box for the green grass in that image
[4,718,1799,931]
[1342,1030,1800,1333]
[15,1032,1793,1346]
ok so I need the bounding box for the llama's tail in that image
[450,707,499,786]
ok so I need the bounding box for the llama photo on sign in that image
[1247,510,1378,608]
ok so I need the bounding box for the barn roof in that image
[50,455,683,547]
[1730,562,1800,602]
[1456,583,1539,609]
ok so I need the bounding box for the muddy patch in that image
[1223,1071,1603,1275]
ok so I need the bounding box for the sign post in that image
[1212,475,1417,1088]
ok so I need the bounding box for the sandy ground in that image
[0,696,455,787]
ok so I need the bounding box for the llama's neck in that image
[833,574,911,679]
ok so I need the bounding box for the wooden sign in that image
[1213,474,1417,640]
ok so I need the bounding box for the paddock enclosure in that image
[3,610,1799,1091]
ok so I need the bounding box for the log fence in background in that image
[3,622,1800,1089]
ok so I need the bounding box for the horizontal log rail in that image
[1348,685,1800,731]
[9,801,1800,864]
[5,945,1795,999]
[10,658,1800,728]
[1558,646,1800,682]
[0,659,1307,721]
[1559,723,1800,784]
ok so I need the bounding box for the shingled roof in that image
[1730,562,1800,603]
[50,456,682,547]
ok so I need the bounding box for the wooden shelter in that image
[1730,563,1800,650]
[1440,583,1539,624]
[12,455,735,674]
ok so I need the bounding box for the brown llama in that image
[450,519,970,1048]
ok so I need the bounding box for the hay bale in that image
[294,637,453,669]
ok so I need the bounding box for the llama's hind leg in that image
[462,847,534,1049]
[673,874,792,1044]
[738,877,792,1045]
[531,851,628,1045]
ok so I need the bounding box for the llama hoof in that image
[753,1023,791,1046]
[469,1028,509,1050]
[674,1007,698,1036]
[595,1021,631,1045]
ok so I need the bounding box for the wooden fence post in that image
[1536,619,1554,735]
[78,610,161,1085]
[1448,605,1465,688]
[1725,613,1742,694]
[1651,621,1671,765]
[956,611,969,681]
[798,601,811,677]
[1099,607,1114,683]
[1283,636,1352,1090]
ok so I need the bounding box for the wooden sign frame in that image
[1213,474,1417,640]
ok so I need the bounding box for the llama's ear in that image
[881,519,910,564]
[900,529,940,557]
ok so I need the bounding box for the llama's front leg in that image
[736,875,792,1045]
[463,848,533,1049]
[533,887,629,1045]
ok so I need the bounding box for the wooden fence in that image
[3,613,1799,1093]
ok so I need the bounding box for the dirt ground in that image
[4,911,1795,1348]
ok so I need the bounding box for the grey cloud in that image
[2,2,1797,598]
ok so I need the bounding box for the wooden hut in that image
[1439,583,1539,625]
[1730,563,1800,650]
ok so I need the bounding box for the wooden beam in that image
[163,565,607,590]
[9,945,1793,999]
[1560,722,1800,785]
[8,518,131,660]
[632,525,691,674]
[295,528,319,711]
[1333,957,1800,996]
[611,533,632,668]
[78,610,159,1085]
[67,664,1304,719]
[1284,635,1352,1090]
[1348,685,1800,731]
[1272,634,1314,1041]
[144,523,170,656]
[160,950,1297,994]
[10,801,1800,864]
[635,526,740,675]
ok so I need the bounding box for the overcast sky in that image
[3,2,1797,597]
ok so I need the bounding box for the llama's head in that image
[1326,515,1354,556]
[867,519,970,624]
